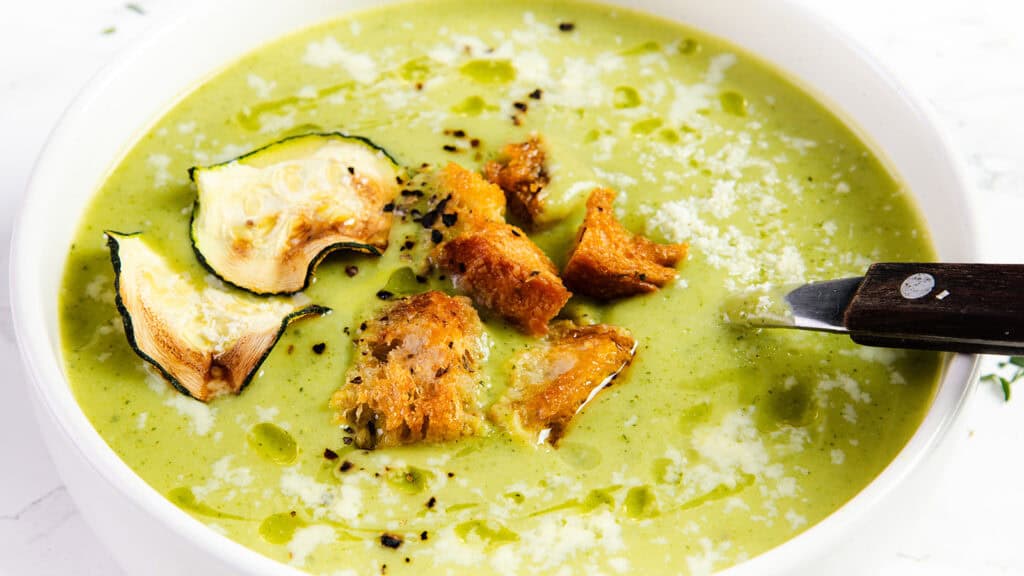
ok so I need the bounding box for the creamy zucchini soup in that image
[60,1,941,574]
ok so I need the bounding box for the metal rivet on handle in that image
[900,273,935,299]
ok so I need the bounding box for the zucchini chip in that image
[190,133,401,295]
[106,232,327,401]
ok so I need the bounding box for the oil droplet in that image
[631,117,664,135]
[556,441,602,469]
[459,59,517,84]
[247,422,297,464]
[168,487,243,520]
[399,57,433,83]
[620,40,661,56]
[259,512,306,544]
[658,128,680,143]
[720,91,748,117]
[451,95,488,116]
[613,86,642,109]
[581,487,618,511]
[624,485,658,518]
[455,520,519,545]
[678,38,701,54]
[387,466,432,494]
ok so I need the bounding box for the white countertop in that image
[2,1,1022,574]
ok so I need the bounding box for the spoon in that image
[723,263,1024,355]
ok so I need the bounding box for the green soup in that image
[59,0,940,573]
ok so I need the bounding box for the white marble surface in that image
[1,1,1022,574]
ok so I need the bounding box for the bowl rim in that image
[9,0,979,574]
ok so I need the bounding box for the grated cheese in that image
[246,74,276,99]
[302,37,379,84]
[287,525,336,567]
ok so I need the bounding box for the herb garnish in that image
[981,356,1024,401]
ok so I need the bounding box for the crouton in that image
[563,188,688,299]
[419,163,505,247]
[438,222,571,336]
[491,322,636,445]
[435,163,506,230]
[483,137,549,225]
[330,291,486,449]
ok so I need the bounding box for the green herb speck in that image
[982,357,1024,401]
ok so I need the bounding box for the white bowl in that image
[10,0,978,574]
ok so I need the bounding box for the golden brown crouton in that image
[563,188,688,299]
[438,222,571,336]
[491,322,636,445]
[434,163,506,231]
[483,137,549,225]
[330,291,486,449]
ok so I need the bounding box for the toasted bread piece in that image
[436,163,506,231]
[492,322,636,445]
[438,222,571,335]
[483,137,549,225]
[330,291,486,449]
[563,188,688,299]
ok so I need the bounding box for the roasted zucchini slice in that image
[190,133,401,295]
[106,232,327,401]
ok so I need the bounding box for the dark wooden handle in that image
[846,263,1024,355]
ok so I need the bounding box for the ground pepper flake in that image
[345,265,359,277]
[323,448,338,460]
[340,460,354,472]
[558,22,575,32]
[380,533,404,549]
[529,88,543,100]
[312,342,326,354]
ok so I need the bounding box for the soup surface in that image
[60,1,941,574]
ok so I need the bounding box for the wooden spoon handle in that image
[846,263,1024,355]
